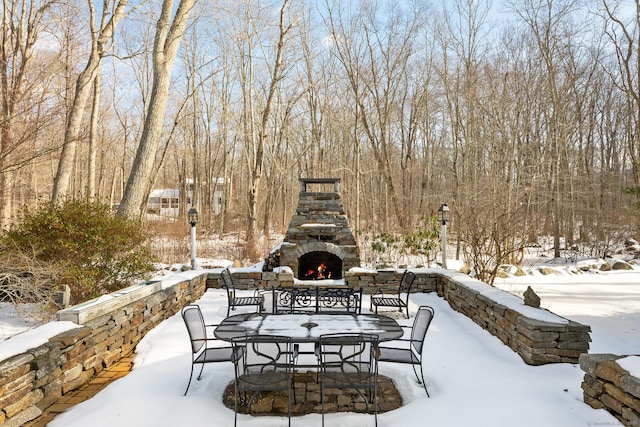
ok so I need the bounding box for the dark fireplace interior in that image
[298,252,343,280]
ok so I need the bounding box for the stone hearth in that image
[279,178,360,280]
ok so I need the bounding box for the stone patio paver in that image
[24,354,135,427]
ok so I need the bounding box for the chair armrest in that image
[376,286,398,294]
[256,289,271,299]
[373,286,400,296]
[379,338,412,351]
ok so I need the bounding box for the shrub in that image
[2,200,157,305]
[0,248,60,308]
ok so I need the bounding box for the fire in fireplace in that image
[298,251,343,280]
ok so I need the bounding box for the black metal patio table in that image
[214,312,403,343]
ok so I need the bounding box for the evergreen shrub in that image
[2,200,157,304]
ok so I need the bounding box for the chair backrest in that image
[290,287,315,313]
[181,304,206,354]
[231,335,293,384]
[273,287,362,314]
[316,287,362,314]
[320,333,379,376]
[398,270,416,296]
[410,305,435,355]
[221,268,234,290]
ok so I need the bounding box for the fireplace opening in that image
[298,251,343,280]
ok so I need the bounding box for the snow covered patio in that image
[42,268,640,427]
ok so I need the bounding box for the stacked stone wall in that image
[437,273,591,365]
[205,269,439,295]
[580,354,640,427]
[0,275,206,426]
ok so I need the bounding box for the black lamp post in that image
[188,208,198,269]
[437,203,451,269]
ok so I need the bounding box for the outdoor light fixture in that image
[437,203,450,225]
[188,208,199,227]
[437,203,450,269]
[188,208,198,269]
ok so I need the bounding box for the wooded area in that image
[1,0,639,264]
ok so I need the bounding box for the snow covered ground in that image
[41,259,639,427]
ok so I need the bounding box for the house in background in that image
[147,189,182,217]
[147,179,227,218]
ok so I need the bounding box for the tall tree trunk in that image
[52,0,129,201]
[87,73,100,201]
[0,0,56,227]
[117,0,196,219]
[245,0,291,260]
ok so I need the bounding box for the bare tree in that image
[601,0,640,187]
[0,0,59,227]
[323,1,426,230]
[241,0,293,260]
[52,0,131,200]
[117,0,197,219]
[507,0,583,258]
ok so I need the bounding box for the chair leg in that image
[321,381,325,427]
[288,379,292,427]
[420,364,429,397]
[374,378,378,427]
[412,362,430,397]
[234,385,238,427]
[184,363,195,396]
[196,362,205,380]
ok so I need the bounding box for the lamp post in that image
[437,203,450,269]
[188,208,198,269]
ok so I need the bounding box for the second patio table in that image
[214,312,403,342]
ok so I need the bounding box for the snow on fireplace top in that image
[300,223,338,228]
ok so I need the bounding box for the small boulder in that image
[599,262,612,271]
[523,286,541,308]
[538,267,557,275]
[495,269,509,279]
[459,263,471,275]
[513,266,527,276]
[612,261,633,270]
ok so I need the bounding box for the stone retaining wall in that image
[205,268,438,295]
[436,272,591,365]
[0,274,206,427]
[580,354,640,427]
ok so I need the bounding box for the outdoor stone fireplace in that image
[279,178,360,280]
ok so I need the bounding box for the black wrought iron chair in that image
[377,305,435,396]
[319,333,380,427]
[221,268,264,317]
[181,304,234,396]
[370,270,416,318]
[230,335,296,427]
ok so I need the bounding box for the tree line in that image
[1,0,638,267]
